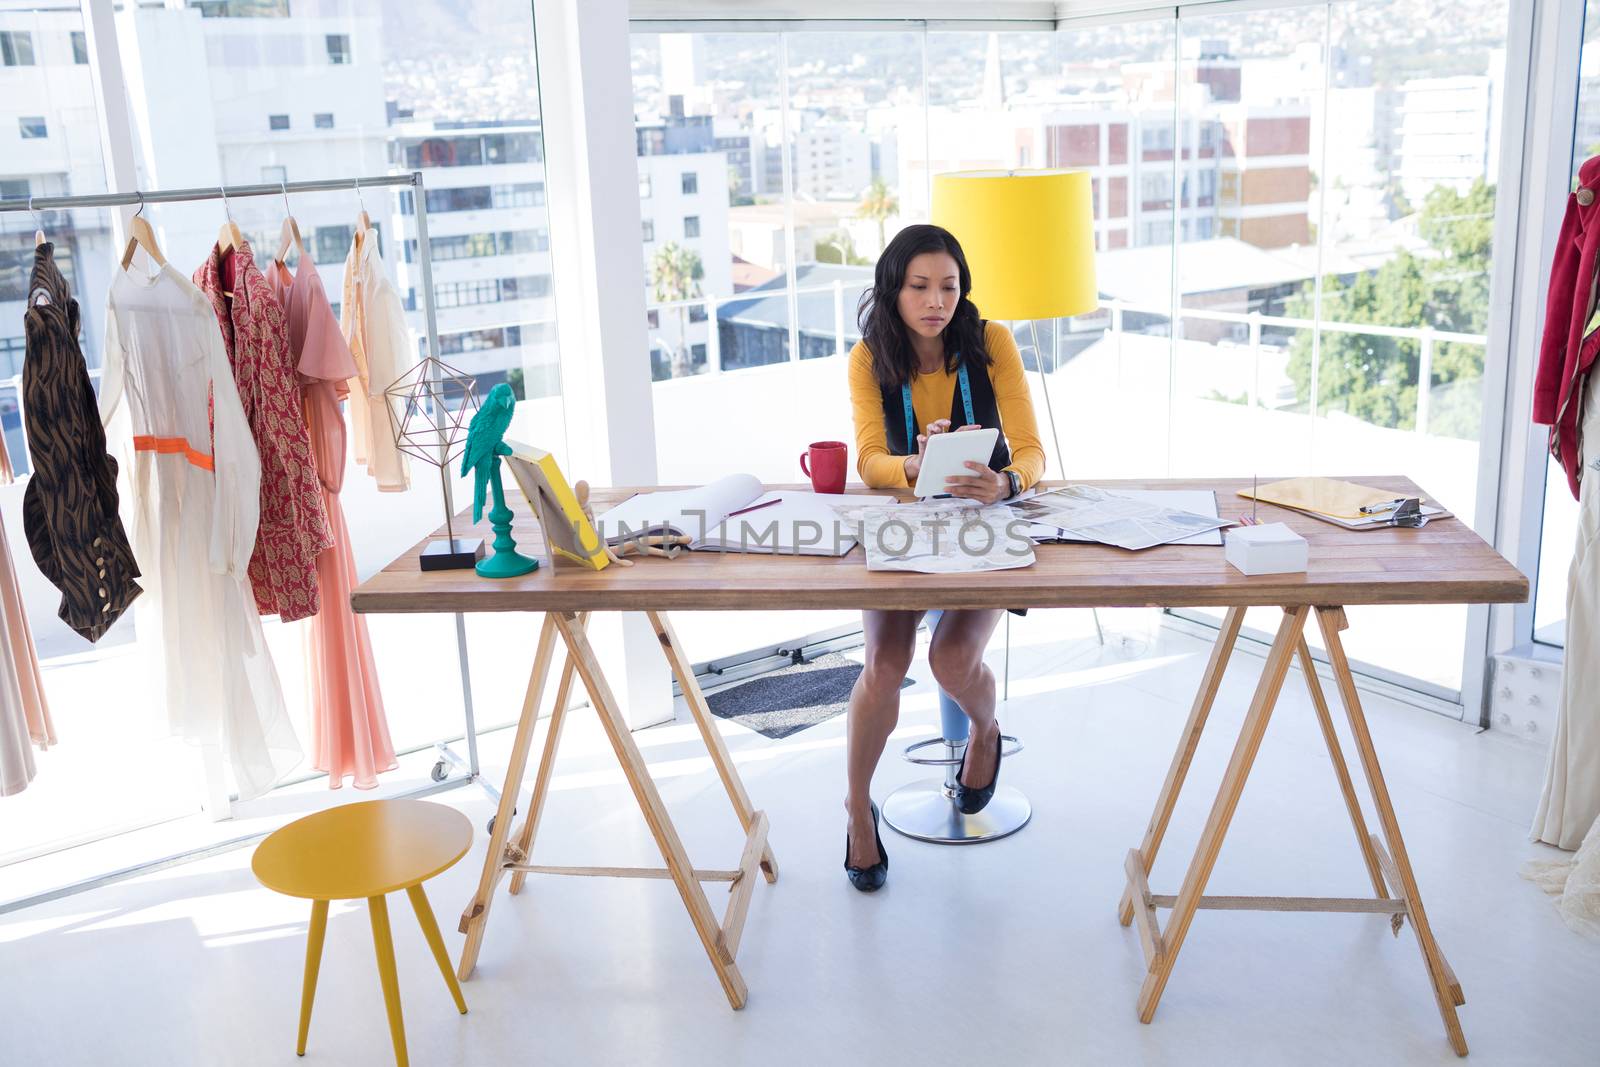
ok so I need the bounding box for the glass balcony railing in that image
[645,283,1489,446]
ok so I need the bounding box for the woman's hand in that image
[944,460,1008,504]
[902,419,980,483]
[903,419,984,486]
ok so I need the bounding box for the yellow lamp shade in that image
[932,169,1097,321]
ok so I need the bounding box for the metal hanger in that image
[216,184,243,254]
[274,178,304,266]
[354,176,371,247]
[29,196,45,248]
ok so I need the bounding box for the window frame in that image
[0,30,35,67]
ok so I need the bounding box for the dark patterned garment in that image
[194,241,331,622]
[21,243,142,642]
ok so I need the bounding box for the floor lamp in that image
[935,167,1101,649]
[932,168,1098,477]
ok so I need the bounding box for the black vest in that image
[878,346,1011,472]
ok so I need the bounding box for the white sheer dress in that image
[101,263,301,800]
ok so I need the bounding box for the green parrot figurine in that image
[460,383,538,578]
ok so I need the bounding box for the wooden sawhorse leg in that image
[1118,605,1246,926]
[1119,605,1467,1056]
[455,611,776,1009]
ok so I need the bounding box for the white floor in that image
[0,611,1595,1066]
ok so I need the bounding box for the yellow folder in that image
[1236,477,1402,520]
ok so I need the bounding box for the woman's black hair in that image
[856,223,990,391]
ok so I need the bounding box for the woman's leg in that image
[847,608,923,868]
[927,609,1005,789]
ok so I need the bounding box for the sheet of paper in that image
[1025,490,1224,546]
[1008,485,1229,551]
[698,491,896,555]
[593,473,761,545]
[857,502,1035,573]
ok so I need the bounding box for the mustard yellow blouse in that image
[847,320,1045,492]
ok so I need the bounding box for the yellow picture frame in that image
[503,440,610,571]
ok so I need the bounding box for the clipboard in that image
[1237,476,1403,519]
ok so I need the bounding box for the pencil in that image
[728,497,781,518]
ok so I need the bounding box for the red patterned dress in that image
[195,241,332,622]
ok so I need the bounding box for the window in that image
[492,182,545,208]
[647,309,660,329]
[405,186,494,214]
[499,229,548,255]
[434,279,501,309]
[688,304,707,323]
[314,225,355,265]
[0,31,34,66]
[642,219,655,242]
[500,274,552,300]
[683,215,700,238]
[682,172,698,195]
[72,31,89,65]
[5,0,565,885]
[194,0,290,13]
[0,179,29,201]
[1141,121,1174,152]
[421,232,498,260]
[438,326,523,356]
[19,116,47,140]
[1140,173,1171,204]
[401,136,484,168]
[483,133,541,164]
[314,113,334,130]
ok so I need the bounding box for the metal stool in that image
[882,610,1031,844]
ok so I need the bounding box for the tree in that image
[857,177,899,252]
[1284,179,1494,439]
[649,241,705,377]
[815,230,869,266]
[728,165,754,207]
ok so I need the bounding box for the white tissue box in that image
[1225,522,1308,575]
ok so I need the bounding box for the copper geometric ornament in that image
[383,355,481,468]
[383,355,485,566]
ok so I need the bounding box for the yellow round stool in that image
[252,799,473,1067]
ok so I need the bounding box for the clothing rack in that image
[0,172,498,912]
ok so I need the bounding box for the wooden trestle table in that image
[351,476,1526,1054]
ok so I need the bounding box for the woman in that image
[843,223,1046,891]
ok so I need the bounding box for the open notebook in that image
[593,474,895,557]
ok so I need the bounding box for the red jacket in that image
[1535,155,1600,499]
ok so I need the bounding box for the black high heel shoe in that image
[844,801,888,893]
[953,726,1002,815]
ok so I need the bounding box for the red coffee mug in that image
[800,440,848,494]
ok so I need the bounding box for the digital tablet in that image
[911,427,1000,498]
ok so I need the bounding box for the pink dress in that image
[195,242,332,622]
[1,434,56,796]
[267,257,397,790]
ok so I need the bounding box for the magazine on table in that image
[1008,485,1232,551]
[854,500,1036,574]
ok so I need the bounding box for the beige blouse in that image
[340,230,412,492]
